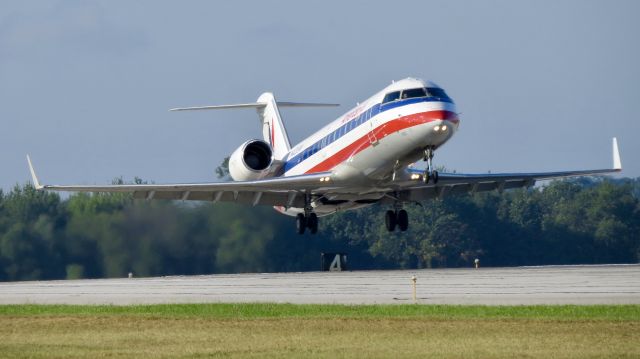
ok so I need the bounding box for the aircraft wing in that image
[392,138,622,202]
[27,155,335,208]
[27,138,622,207]
[395,167,620,202]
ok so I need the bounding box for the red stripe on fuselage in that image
[305,110,458,174]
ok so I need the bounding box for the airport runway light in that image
[474,258,480,269]
[411,275,417,304]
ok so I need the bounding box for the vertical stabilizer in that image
[256,92,292,160]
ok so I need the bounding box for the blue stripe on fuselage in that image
[283,96,452,173]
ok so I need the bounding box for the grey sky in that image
[1,0,638,191]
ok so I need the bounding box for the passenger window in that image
[382,91,401,103]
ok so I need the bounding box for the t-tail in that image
[170,93,338,161]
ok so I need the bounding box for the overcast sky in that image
[1,0,638,191]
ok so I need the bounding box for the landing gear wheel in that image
[307,213,318,234]
[296,213,306,235]
[423,172,430,184]
[385,210,397,232]
[397,209,409,232]
[432,170,439,184]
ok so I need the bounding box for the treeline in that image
[0,177,638,281]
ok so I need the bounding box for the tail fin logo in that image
[271,119,276,151]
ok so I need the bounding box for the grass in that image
[1,303,639,320]
[0,304,638,358]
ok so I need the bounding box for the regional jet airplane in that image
[27,78,622,234]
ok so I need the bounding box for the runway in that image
[1,264,639,305]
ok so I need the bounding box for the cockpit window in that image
[382,91,400,104]
[401,88,427,99]
[383,87,451,105]
[426,87,450,100]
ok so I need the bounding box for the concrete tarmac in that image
[1,264,639,305]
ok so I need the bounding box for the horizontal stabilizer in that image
[170,103,265,111]
[274,102,339,108]
[169,102,338,112]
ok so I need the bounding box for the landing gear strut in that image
[423,146,439,184]
[385,209,409,232]
[296,193,318,235]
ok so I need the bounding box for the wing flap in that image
[131,190,299,206]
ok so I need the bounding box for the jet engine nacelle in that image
[228,139,274,181]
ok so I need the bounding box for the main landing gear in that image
[423,146,439,184]
[296,212,318,235]
[385,209,409,232]
[296,193,318,235]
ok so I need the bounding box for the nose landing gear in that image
[423,146,439,184]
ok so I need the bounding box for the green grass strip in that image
[0,303,638,320]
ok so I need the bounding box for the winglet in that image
[26,155,43,190]
[613,137,622,171]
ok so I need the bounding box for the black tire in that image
[423,172,430,184]
[397,209,409,232]
[296,213,306,235]
[433,170,439,184]
[385,210,397,232]
[308,213,318,234]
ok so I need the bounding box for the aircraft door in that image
[367,107,379,146]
